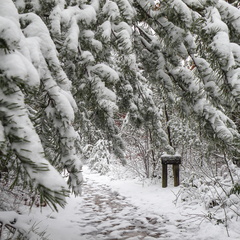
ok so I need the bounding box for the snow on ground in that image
[19,165,240,240]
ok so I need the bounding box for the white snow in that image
[116,0,135,21]
[49,5,62,36]
[217,0,240,35]
[182,0,203,9]
[227,69,240,100]
[136,0,154,10]
[91,0,100,12]
[30,0,40,11]
[114,21,133,35]
[193,97,237,142]
[76,5,97,25]
[103,0,120,21]
[90,38,103,52]
[9,165,240,240]
[14,0,25,9]
[90,63,119,83]
[82,29,95,39]
[231,43,240,65]
[115,29,132,52]
[24,37,42,68]
[20,12,72,91]
[65,17,79,53]
[0,0,19,25]
[81,50,95,64]
[172,0,193,27]
[61,6,80,26]
[0,16,21,50]
[99,20,112,42]
[95,80,118,116]
[0,51,40,87]
[53,87,76,121]
[157,70,174,90]
[210,31,235,71]
[206,7,229,34]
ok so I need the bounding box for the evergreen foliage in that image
[1,0,83,210]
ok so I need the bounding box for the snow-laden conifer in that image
[1,0,83,209]
[133,0,240,152]
[3,0,240,213]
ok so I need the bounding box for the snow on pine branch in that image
[169,0,193,27]
[49,4,62,36]
[203,6,240,104]
[0,0,83,206]
[102,0,121,21]
[205,7,235,71]
[193,57,222,101]
[99,20,112,43]
[81,29,103,52]
[170,67,239,143]
[64,16,79,54]
[113,22,133,53]
[46,0,127,165]
[0,50,40,88]
[115,0,136,21]
[61,4,96,27]
[91,76,119,117]
[76,4,97,26]
[205,6,229,33]
[217,0,240,36]
[20,12,72,91]
[0,85,68,208]
[0,16,21,51]
[182,0,204,9]
[134,0,240,146]
[90,63,119,83]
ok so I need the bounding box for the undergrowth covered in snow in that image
[179,161,240,233]
[83,137,240,238]
[0,173,51,239]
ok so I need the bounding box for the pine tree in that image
[1,0,83,210]
[132,0,240,158]
[40,0,174,164]
[2,0,240,211]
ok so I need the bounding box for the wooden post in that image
[173,164,180,187]
[162,164,168,188]
[161,155,181,188]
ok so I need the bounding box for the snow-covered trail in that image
[32,167,239,240]
[44,176,195,240]
[74,177,173,239]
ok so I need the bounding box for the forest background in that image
[1,0,240,238]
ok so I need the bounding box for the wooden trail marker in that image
[161,155,181,188]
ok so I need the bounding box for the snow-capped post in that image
[161,154,181,188]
